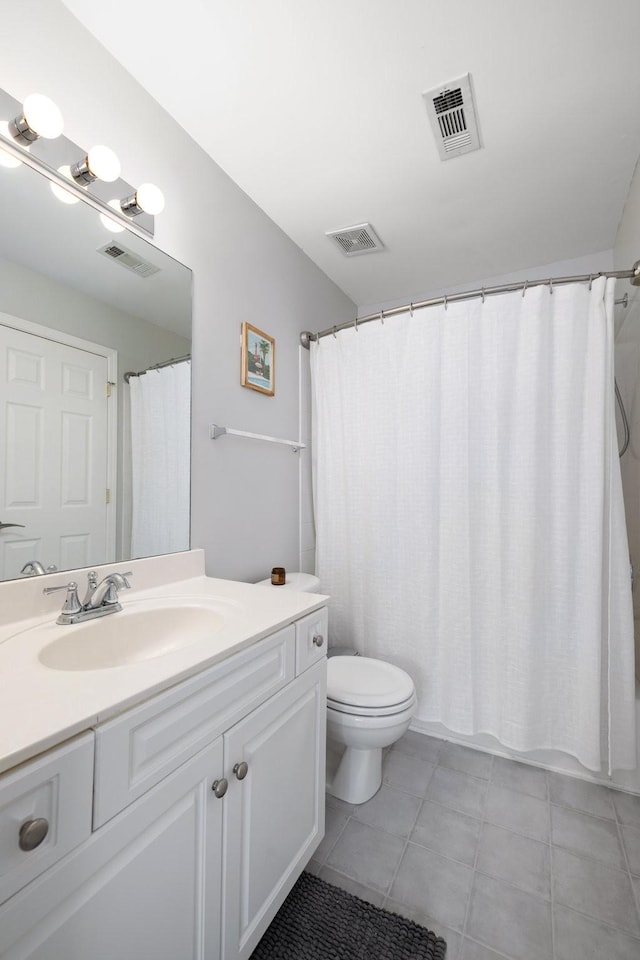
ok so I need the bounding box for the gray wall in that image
[0,0,355,582]
[614,154,640,678]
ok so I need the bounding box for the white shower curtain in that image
[129,361,191,559]
[311,277,636,773]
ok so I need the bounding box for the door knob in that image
[312,634,324,647]
[212,777,228,798]
[233,761,249,780]
[19,818,49,851]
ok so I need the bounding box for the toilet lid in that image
[327,656,415,709]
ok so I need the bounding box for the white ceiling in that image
[62,0,640,308]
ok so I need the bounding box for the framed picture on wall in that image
[241,322,275,396]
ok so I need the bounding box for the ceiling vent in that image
[326,223,384,257]
[423,73,481,161]
[97,242,160,278]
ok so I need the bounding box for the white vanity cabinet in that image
[0,609,327,960]
[0,737,224,960]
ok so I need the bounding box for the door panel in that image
[222,660,326,960]
[0,324,110,578]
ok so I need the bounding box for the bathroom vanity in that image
[0,550,328,960]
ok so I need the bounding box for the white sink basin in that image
[36,597,237,671]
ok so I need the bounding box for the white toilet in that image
[256,571,417,804]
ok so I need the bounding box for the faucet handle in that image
[82,570,99,607]
[43,581,82,616]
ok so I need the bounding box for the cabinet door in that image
[0,738,224,960]
[222,659,326,960]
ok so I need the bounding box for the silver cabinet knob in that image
[212,777,228,798]
[312,634,324,647]
[19,818,49,851]
[233,761,249,781]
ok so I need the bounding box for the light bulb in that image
[72,145,121,185]
[135,183,164,215]
[22,94,64,139]
[50,166,80,205]
[99,199,125,233]
[87,145,120,182]
[0,122,21,168]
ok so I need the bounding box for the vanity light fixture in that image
[0,85,162,237]
[120,182,165,218]
[9,94,64,144]
[70,145,121,185]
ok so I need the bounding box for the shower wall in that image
[614,154,640,681]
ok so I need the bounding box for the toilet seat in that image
[327,692,417,718]
[327,656,416,717]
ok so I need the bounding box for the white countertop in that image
[0,552,327,776]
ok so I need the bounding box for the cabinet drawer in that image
[0,733,94,906]
[94,626,295,827]
[295,608,328,674]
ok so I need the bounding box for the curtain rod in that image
[300,260,640,348]
[123,354,191,383]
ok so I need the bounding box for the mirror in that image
[0,150,192,581]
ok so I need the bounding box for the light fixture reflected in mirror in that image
[121,182,165,217]
[9,94,64,144]
[50,166,80,205]
[0,122,21,168]
[99,199,126,233]
[71,145,121,185]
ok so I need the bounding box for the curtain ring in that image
[549,278,553,295]
[332,326,337,338]
[380,311,384,325]
[522,280,528,298]
[354,316,359,332]
[481,287,485,303]
[444,295,448,310]
[409,302,413,318]
[589,274,594,291]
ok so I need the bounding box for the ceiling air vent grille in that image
[326,223,384,257]
[423,73,481,161]
[97,242,160,278]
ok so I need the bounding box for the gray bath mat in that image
[251,871,447,959]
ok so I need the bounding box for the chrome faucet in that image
[20,560,58,576]
[21,561,46,576]
[44,570,133,625]
[85,571,132,610]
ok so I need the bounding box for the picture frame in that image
[241,322,275,396]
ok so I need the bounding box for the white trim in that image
[0,311,118,563]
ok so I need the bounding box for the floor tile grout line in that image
[547,772,556,960]
[380,760,437,905]
[613,808,640,927]
[551,901,640,944]
[459,751,494,952]
[461,935,515,960]
[318,804,352,866]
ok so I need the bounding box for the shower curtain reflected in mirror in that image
[311,277,636,774]
[128,361,190,559]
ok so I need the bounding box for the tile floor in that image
[307,731,640,960]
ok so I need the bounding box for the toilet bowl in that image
[326,656,416,804]
[255,571,416,804]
